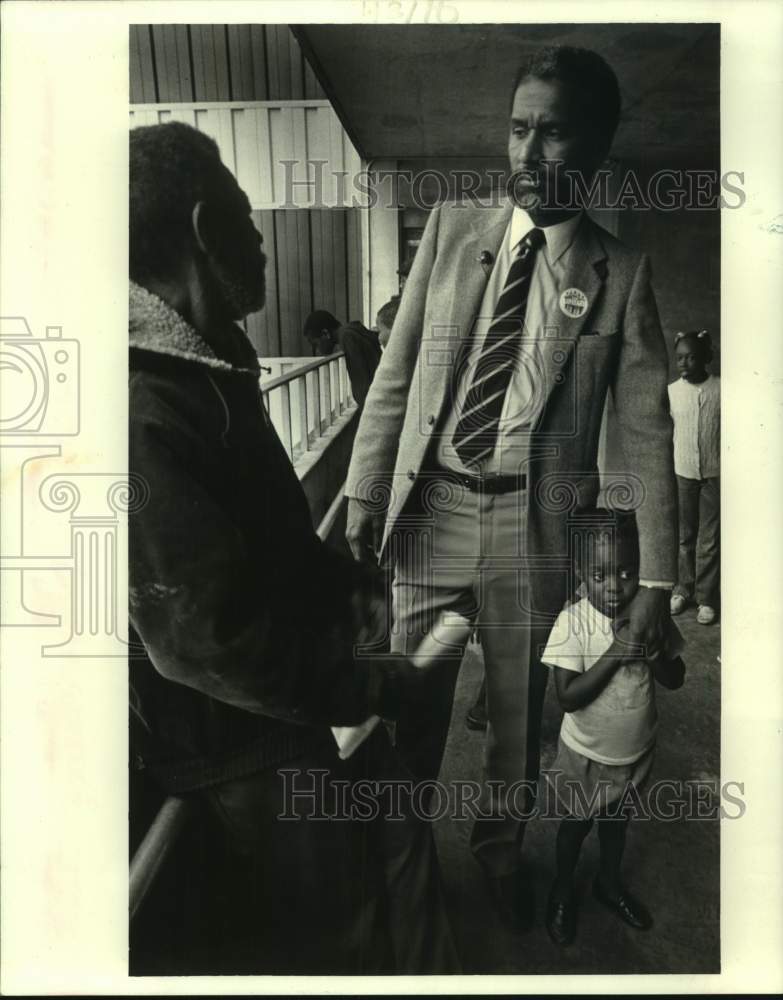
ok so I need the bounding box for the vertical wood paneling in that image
[254,108,274,204]
[227,24,253,100]
[245,209,363,358]
[233,108,262,206]
[304,57,325,100]
[129,71,365,354]
[298,211,314,333]
[216,109,236,173]
[218,109,238,174]
[163,107,197,127]
[191,25,230,101]
[259,209,280,354]
[130,103,362,212]
[190,25,215,100]
[345,134,362,189]
[250,25,269,99]
[245,211,269,356]
[175,25,194,100]
[212,26,232,99]
[291,107,309,207]
[274,210,293,355]
[194,108,236,174]
[266,25,283,100]
[292,107,307,164]
[319,211,338,317]
[309,211,326,316]
[129,27,144,103]
[268,107,291,206]
[274,25,294,99]
[287,29,305,99]
[130,26,158,102]
[287,210,308,354]
[155,24,179,100]
[131,24,325,103]
[151,24,192,102]
[332,213,348,323]
[306,107,331,206]
[346,210,363,321]
[130,108,161,127]
[282,210,306,354]
[328,110,346,177]
[243,307,264,354]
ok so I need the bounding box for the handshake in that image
[336,575,472,759]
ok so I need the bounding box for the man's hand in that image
[346,497,385,564]
[611,618,645,661]
[625,586,670,660]
[350,582,389,649]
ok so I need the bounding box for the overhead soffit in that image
[294,23,720,165]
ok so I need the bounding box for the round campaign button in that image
[559,287,589,318]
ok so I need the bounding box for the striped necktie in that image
[452,227,545,469]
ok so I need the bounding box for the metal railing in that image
[130,481,349,921]
[129,795,195,919]
[260,351,356,465]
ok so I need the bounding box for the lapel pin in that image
[478,250,494,276]
[559,287,589,319]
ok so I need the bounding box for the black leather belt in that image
[425,465,527,495]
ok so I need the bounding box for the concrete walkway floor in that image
[434,607,721,974]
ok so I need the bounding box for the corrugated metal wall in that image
[130,24,325,103]
[130,25,365,358]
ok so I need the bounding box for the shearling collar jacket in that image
[128,282,394,790]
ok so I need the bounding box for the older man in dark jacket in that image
[129,122,457,975]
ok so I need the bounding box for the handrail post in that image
[328,359,337,424]
[315,365,324,435]
[337,357,346,415]
[279,382,293,460]
[298,372,310,453]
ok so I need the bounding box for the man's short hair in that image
[130,122,247,285]
[510,45,622,152]
[376,296,401,332]
[303,310,340,341]
[571,506,640,567]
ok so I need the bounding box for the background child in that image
[541,508,685,947]
[668,329,720,624]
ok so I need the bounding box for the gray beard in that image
[209,250,266,321]
[216,270,265,320]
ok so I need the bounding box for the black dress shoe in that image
[593,879,653,930]
[483,869,535,933]
[546,884,577,946]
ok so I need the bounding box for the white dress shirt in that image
[437,207,583,476]
[435,206,672,591]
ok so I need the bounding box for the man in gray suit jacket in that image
[345,46,677,932]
